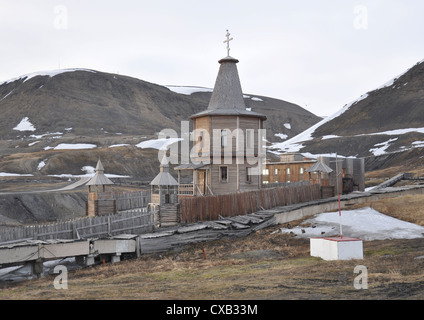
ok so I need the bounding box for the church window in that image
[220,166,228,183]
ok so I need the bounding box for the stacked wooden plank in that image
[159,204,179,227]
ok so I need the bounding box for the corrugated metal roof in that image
[305,161,334,173]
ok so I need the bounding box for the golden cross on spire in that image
[223,30,233,57]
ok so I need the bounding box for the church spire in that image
[190,30,266,120]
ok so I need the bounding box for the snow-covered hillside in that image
[269,59,424,159]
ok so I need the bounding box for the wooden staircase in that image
[159,204,179,227]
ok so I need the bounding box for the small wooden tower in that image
[86,159,116,217]
[150,159,179,206]
[306,161,335,198]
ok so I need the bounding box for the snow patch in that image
[58,144,94,150]
[81,166,95,174]
[2,69,96,85]
[284,123,291,130]
[165,86,213,95]
[280,207,424,241]
[0,172,33,177]
[49,165,130,179]
[270,93,369,154]
[275,133,288,140]
[322,135,340,140]
[369,138,398,156]
[30,132,63,139]
[136,138,183,150]
[28,141,40,147]
[359,127,424,137]
[412,141,424,148]
[37,160,46,171]
[109,144,130,148]
[51,143,97,150]
[13,117,36,132]
[251,97,263,102]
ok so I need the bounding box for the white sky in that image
[1,0,424,117]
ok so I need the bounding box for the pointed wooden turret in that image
[86,159,116,217]
[150,157,178,206]
[86,159,114,187]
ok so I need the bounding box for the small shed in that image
[86,159,116,217]
[150,160,179,206]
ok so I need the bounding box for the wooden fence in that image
[179,183,322,223]
[0,208,158,245]
[115,191,150,211]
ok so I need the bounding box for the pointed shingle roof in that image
[191,56,266,120]
[306,161,334,174]
[86,159,114,186]
[150,160,179,186]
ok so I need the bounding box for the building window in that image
[274,168,279,175]
[262,168,269,176]
[246,129,254,150]
[299,167,304,175]
[221,129,227,148]
[286,167,291,183]
[220,166,228,183]
[199,131,204,149]
[246,167,252,183]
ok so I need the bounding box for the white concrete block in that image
[310,237,363,261]
[111,254,121,263]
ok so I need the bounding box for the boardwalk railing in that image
[0,208,158,245]
[179,183,321,223]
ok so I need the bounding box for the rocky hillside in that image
[270,59,424,169]
[0,69,320,179]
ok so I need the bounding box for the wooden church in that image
[176,31,267,197]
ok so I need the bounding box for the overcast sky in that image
[1,0,424,117]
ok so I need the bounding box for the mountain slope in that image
[271,59,424,161]
[0,69,320,179]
